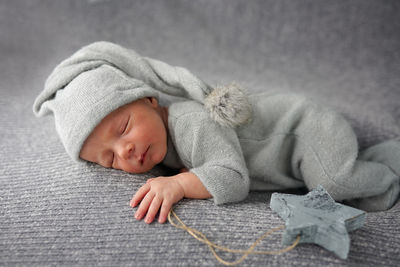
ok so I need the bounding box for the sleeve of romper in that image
[173,110,250,205]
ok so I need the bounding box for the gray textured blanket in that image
[1,1,399,266]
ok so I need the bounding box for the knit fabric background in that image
[1,0,399,266]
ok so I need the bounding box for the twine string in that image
[168,208,301,266]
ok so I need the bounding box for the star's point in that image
[270,185,366,259]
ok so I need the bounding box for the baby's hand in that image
[130,176,185,224]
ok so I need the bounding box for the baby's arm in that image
[130,170,211,224]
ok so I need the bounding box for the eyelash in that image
[121,116,130,134]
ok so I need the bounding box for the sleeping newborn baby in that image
[34,41,400,224]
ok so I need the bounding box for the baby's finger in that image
[130,184,150,207]
[144,196,162,224]
[135,191,155,220]
[158,200,172,224]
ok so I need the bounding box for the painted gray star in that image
[270,185,366,259]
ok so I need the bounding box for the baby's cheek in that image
[153,145,168,164]
[151,153,163,165]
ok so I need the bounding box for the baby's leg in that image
[290,104,400,212]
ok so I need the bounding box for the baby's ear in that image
[147,97,158,107]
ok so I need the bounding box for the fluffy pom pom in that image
[204,82,252,128]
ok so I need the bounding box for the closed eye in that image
[121,115,130,135]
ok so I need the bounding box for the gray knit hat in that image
[33,41,252,162]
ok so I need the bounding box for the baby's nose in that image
[120,143,134,160]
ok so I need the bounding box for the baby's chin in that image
[123,159,160,174]
[125,165,154,174]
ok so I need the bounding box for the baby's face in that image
[79,97,168,173]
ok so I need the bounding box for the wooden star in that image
[270,185,366,259]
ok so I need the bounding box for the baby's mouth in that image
[140,145,150,165]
